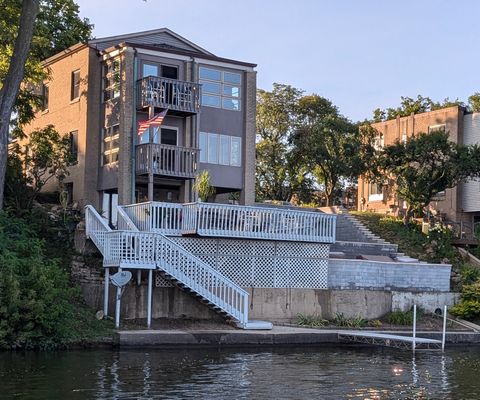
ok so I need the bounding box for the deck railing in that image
[85,205,111,253]
[136,76,201,114]
[136,143,198,178]
[182,202,336,243]
[121,202,183,235]
[122,201,336,243]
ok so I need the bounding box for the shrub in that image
[296,314,328,327]
[386,309,423,326]
[368,319,382,328]
[0,211,111,349]
[459,265,480,286]
[332,313,367,328]
[450,301,480,320]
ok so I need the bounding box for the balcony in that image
[135,143,198,179]
[136,76,201,115]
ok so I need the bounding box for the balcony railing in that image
[136,76,201,114]
[136,143,198,179]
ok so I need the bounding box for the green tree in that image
[6,125,76,211]
[377,130,480,223]
[256,83,312,201]
[373,95,465,122]
[468,92,480,112]
[290,95,377,206]
[0,0,92,208]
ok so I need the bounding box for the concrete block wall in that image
[328,259,451,292]
[330,241,398,258]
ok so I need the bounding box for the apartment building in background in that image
[358,106,480,230]
[24,28,256,225]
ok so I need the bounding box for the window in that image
[401,132,407,143]
[199,132,242,167]
[102,125,119,165]
[138,125,178,146]
[428,124,446,133]
[41,84,49,111]
[368,182,383,202]
[199,67,241,111]
[142,63,178,79]
[71,70,80,100]
[69,130,78,161]
[103,59,120,102]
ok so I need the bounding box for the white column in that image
[115,267,122,329]
[412,304,417,352]
[147,269,153,328]
[104,268,110,316]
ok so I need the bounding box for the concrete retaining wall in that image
[330,241,398,258]
[391,291,460,313]
[328,259,451,292]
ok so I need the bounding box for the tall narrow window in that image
[219,135,230,165]
[230,137,241,166]
[199,132,207,163]
[69,130,78,162]
[71,70,80,100]
[207,133,218,164]
[103,59,120,102]
[41,84,49,111]
[102,124,120,165]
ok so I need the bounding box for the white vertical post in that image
[115,285,121,329]
[137,270,142,285]
[442,305,447,352]
[104,268,110,316]
[147,269,153,328]
[412,304,417,352]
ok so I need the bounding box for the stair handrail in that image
[85,205,111,253]
[117,206,140,232]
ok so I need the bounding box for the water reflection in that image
[1,346,480,399]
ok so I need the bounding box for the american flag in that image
[137,109,168,136]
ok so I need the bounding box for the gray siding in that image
[462,113,480,212]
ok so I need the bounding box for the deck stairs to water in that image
[85,205,280,330]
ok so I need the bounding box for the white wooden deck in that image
[338,331,442,350]
[121,201,336,243]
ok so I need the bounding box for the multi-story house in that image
[358,106,480,232]
[25,28,256,225]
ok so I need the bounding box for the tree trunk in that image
[0,0,40,209]
[405,204,414,225]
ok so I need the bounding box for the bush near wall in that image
[0,211,112,350]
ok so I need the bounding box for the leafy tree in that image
[256,84,313,201]
[6,125,76,211]
[377,130,480,223]
[0,0,92,208]
[373,95,465,122]
[290,95,377,206]
[468,93,480,112]
[193,170,215,202]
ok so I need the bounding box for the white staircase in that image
[85,205,271,330]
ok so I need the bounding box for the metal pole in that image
[115,285,121,329]
[147,269,153,328]
[412,304,417,352]
[442,305,447,352]
[104,268,110,316]
[137,269,142,285]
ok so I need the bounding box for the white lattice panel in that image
[166,236,329,289]
[155,271,173,287]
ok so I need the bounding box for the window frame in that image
[102,124,120,166]
[69,130,78,162]
[199,132,242,167]
[102,59,121,103]
[199,66,242,111]
[41,84,49,111]
[71,70,80,101]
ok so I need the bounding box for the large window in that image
[199,67,241,111]
[103,59,120,102]
[138,125,178,146]
[368,182,383,202]
[102,124,119,165]
[71,70,80,101]
[142,63,178,79]
[199,132,241,167]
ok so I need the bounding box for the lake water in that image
[1,346,480,399]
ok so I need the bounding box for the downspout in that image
[131,49,138,204]
[191,56,199,202]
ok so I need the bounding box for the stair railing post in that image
[442,305,447,352]
[115,267,122,329]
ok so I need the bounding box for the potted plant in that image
[193,170,215,202]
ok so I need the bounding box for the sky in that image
[75,0,480,122]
